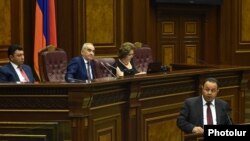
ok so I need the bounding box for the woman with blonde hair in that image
[113,42,146,77]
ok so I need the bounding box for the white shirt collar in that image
[83,58,89,64]
[10,61,19,69]
[202,95,215,106]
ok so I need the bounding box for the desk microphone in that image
[105,63,116,70]
[100,62,117,78]
[224,108,233,125]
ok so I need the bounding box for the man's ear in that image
[9,55,14,61]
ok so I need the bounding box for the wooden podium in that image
[184,133,204,141]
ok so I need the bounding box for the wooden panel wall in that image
[0,0,126,66]
[156,5,219,65]
[0,0,23,65]
[0,0,11,45]
[62,0,127,59]
[86,0,114,44]
[230,0,250,65]
[0,0,10,64]
[157,11,202,65]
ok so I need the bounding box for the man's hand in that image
[192,126,204,134]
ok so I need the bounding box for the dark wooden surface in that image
[0,65,249,141]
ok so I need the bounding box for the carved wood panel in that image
[0,0,11,64]
[84,0,122,57]
[0,0,23,65]
[158,15,202,65]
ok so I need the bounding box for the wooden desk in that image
[184,133,204,141]
[0,65,249,141]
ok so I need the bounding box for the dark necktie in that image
[19,66,30,82]
[86,61,92,80]
[206,102,213,125]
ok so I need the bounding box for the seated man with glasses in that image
[176,77,232,134]
[112,42,146,77]
[65,43,96,82]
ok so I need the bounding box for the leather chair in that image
[38,46,67,82]
[133,47,153,72]
[94,58,116,78]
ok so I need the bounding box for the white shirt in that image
[83,58,93,79]
[202,96,217,125]
[10,62,27,82]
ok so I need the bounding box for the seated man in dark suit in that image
[0,44,35,83]
[176,77,232,134]
[65,43,96,82]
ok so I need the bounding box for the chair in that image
[38,46,68,82]
[133,47,153,72]
[94,58,116,78]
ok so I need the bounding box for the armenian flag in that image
[34,0,57,79]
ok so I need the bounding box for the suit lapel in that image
[80,57,89,79]
[7,63,20,81]
[197,96,204,126]
[215,99,222,124]
[90,61,95,79]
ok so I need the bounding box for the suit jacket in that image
[0,63,35,83]
[65,56,95,82]
[176,96,231,133]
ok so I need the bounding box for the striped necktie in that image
[19,66,30,82]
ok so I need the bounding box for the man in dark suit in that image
[0,44,35,83]
[177,77,232,134]
[65,43,96,82]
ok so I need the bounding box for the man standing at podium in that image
[176,77,232,134]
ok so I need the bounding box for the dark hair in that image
[8,44,23,57]
[118,42,135,59]
[203,77,219,87]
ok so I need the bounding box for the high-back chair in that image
[38,46,68,82]
[133,46,153,72]
[94,58,116,78]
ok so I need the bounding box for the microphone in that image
[224,108,233,125]
[100,62,117,78]
[105,63,116,70]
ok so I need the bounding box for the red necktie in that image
[207,102,213,125]
[19,66,30,82]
